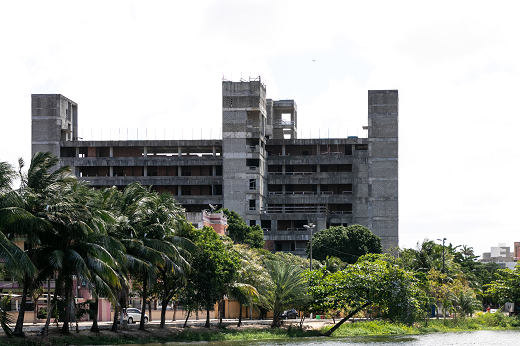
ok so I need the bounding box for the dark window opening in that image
[181,167,191,176]
[249,179,257,190]
[249,220,256,226]
[249,199,256,211]
[148,167,158,176]
[261,220,271,229]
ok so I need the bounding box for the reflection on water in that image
[110,330,520,346]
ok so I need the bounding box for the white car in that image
[123,308,148,324]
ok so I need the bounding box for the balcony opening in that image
[261,220,271,230]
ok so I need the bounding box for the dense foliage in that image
[307,225,382,263]
[1,152,519,339]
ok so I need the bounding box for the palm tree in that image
[451,290,481,317]
[34,181,125,334]
[114,183,189,330]
[259,260,309,328]
[0,160,42,337]
[231,244,265,327]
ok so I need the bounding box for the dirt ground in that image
[3,320,333,345]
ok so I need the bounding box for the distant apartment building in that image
[31,78,399,255]
[481,243,517,269]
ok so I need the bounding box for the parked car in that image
[123,308,148,324]
[281,308,298,319]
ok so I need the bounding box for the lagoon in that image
[115,330,520,346]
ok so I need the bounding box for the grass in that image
[1,326,322,346]
[320,312,520,337]
[2,314,520,346]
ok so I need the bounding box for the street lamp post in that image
[304,223,316,270]
[437,238,447,274]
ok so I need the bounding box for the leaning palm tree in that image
[258,260,310,328]
[34,181,125,335]
[114,183,189,330]
[0,160,41,337]
[10,153,75,336]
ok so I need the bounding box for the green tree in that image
[309,256,426,336]
[178,225,240,328]
[307,225,382,263]
[486,267,520,305]
[258,259,310,328]
[220,209,264,249]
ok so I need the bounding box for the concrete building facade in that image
[31,78,398,255]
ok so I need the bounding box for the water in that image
[113,330,520,346]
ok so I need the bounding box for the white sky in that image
[1,0,519,257]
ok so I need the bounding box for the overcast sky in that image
[1,0,519,257]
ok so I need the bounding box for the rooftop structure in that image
[31,78,399,255]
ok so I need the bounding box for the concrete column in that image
[282,143,285,155]
[213,146,216,156]
[212,165,216,176]
[109,147,113,157]
[110,166,113,177]
[178,166,182,176]
[144,166,147,177]
[317,164,320,172]
[178,147,182,156]
[143,146,148,157]
[178,185,182,196]
[317,184,321,194]
[75,147,79,157]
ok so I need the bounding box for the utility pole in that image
[437,238,447,273]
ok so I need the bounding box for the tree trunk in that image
[111,306,119,332]
[139,276,147,330]
[13,274,30,337]
[61,278,71,334]
[172,301,177,321]
[237,302,242,327]
[271,306,283,328]
[33,296,39,324]
[42,300,55,336]
[183,309,190,328]
[90,297,99,333]
[160,297,167,328]
[218,300,223,326]
[322,302,371,337]
[148,299,152,322]
[205,306,210,328]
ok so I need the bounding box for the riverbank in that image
[2,313,520,346]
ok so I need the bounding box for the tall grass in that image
[322,313,520,337]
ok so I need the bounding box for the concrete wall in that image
[368,90,399,251]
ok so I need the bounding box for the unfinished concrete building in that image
[31,79,398,254]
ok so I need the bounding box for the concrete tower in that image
[367,90,399,250]
[222,78,268,221]
[31,94,78,160]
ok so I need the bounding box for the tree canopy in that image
[220,208,264,249]
[307,225,382,263]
